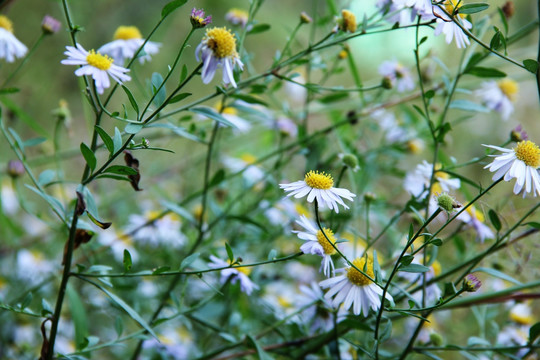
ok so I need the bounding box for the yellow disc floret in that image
[240,153,257,164]
[346,256,375,286]
[444,0,466,19]
[316,228,338,255]
[113,26,142,40]
[514,140,540,168]
[0,15,14,33]
[205,27,237,59]
[340,10,357,33]
[235,266,251,276]
[86,50,113,70]
[498,79,519,101]
[304,171,334,190]
[431,260,442,277]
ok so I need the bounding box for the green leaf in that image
[318,92,349,104]
[488,209,501,231]
[122,86,139,116]
[23,137,47,148]
[0,87,19,95]
[95,174,131,182]
[399,264,430,273]
[161,0,188,18]
[1,96,49,137]
[449,100,489,113]
[168,93,192,104]
[471,267,521,285]
[25,185,65,218]
[151,72,166,107]
[146,123,204,143]
[430,238,443,246]
[190,106,237,128]
[38,169,56,187]
[125,123,143,134]
[20,292,32,309]
[104,165,138,176]
[80,143,96,172]
[465,67,506,78]
[246,335,273,360]
[489,30,502,51]
[209,169,226,187]
[225,243,234,263]
[86,212,112,229]
[523,59,539,74]
[180,253,200,271]
[248,24,271,34]
[160,200,196,225]
[123,250,132,272]
[180,64,188,83]
[66,285,89,350]
[230,93,268,106]
[400,255,414,266]
[267,249,277,261]
[115,316,123,338]
[529,322,540,343]
[95,125,114,155]
[41,298,52,316]
[458,3,489,14]
[524,222,540,229]
[113,127,122,154]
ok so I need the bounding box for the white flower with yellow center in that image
[433,0,473,49]
[403,161,461,200]
[223,153,265,185]
[280,171,356,213]
[378,60,415,92]
[208,255,259,295]
[196,27,244,88]
[225,8,249,28]
[293,215,339,277]
[98,25,161,64]
[61,44,131,94]
[0,15,27,62]
[98,228,139,262]
[483,140,540,198]
[476,79,518,120]
[459,206,494,243]
[125,211,186,248]
[320,255,393,317]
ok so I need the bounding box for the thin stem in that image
[1,33,46,88]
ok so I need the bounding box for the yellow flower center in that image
[119,234,133,246]
[316,228,338,255]
[205,27,238,59]
[444,0,466,19]
[431,260,442,277]
[346,256,375,286]
[235,265,251,276]
[338,49,348,59]
[240,153,256,164]
[0,15,13,33]
[498,79,519,101]
[294,203,310,217]
[113,26,142,40]
[304,171,334,190]
[407,139,424,154]
[227,8,249,21]
[86,50,113,70]
[510,309,533,325]
[466,207,485,222]
[277,295,292,308]
[341,9,357,32]
[514,140,540,168]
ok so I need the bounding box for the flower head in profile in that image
[190,8,212,29]
[280,171,356,213]
[404,161,461,200]
[61,44,131,94]
[208,255,259,295]
[484,141,540,197]
[292,215,339,277]
[0,15,27,62]
[196,27,244,88]
[378,60,415,92]
[337,9,357,33]
[225,8,249,28]
[476,79,518,120]
[433,0,473,48]
[319,254,393,316]
[463,274,482,292]
[98,26,161,64]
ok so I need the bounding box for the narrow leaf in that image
[523,59,539,74]
[465,67,506,78]
[95,125,114,155]
[123,250,132,272]
[161,0,188,18]
[168,93,192,104]
[488,209,501,231]
[80,143,96,172]
[122,86,139,116]
[190,106,237,128]
[151,72,166,107]
[458,3,489,14]
[104,165,139,176]
[66,285,89,350]
[225,243,234,263]
[113,127,122,154]
[399,264,430,273]
[180,253,200,271]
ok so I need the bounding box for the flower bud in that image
[364,192,377,202]
[381,76,393,89]
[6,160,24,178]
[502,2,514,18]
[510,125,528,142]
[300,11,312,24]
[340,153,359,171]
[463,274,482,292]
[190,8,212,29]
[436,192,460,213]
[41,15,61,35]
[429,332,444,347]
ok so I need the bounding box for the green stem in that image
[1,33,46,88]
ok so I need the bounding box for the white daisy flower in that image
[476,79,518,120]
[403,161,461,200]
[280,171,356,213]
[61,43,131,94]
[0,15,27,63]
[208,255,259,295]
[16,249,55,284]
[195,27,244,88]
[320,255,393,317]
[98,25,161,64]
[98,228,139,263]
[433,1,472,49]
[376,0,416,26]
[222,154,265,185]
[378,60,415,92]
[483,141,540,198]
[292,215,340,277]
[393,0,434,16]
[125,211,186,248]
[459,206,494,243]
[298,282,348,332]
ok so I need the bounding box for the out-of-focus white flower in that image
[376,0,416,26]
[98,228,139,263]
[433,1,472,49]
[17,249,55,284]
[372,109,409,143]
[298,282,347,332]
[98,25,161,64]
[125,211,186,248]
[378,60,415,92]
[208,255,259,295]
[476,79,518,120]
[483,141,540,198]
[1,180,19,215]
[196,27,243,88]
[222,153,265,185]
[143,325,193,360]
[225,8,249,28]
[0,15,27,62]
[263,282,304,323]
[403,161,461,200]
[284,72,307,103]
[276,116,298,138]
[459,206,494,243]
[394,0,434,16]
[61,44,131,94]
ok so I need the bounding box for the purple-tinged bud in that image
[42,15,61,35]
[191,8,212,29]
[463,274,482,292]
[6,160,24,178]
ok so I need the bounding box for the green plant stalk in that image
[1,33,45,89]
[274,21,303,65]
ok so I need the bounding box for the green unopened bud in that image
[364,192,377,202]
[341,153,359,171]
[436,192,460,213]
[300,11,312,24]
[381,76,393,89]
[429,332,444,347]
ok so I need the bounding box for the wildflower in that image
[300,12,313,24]
[284,71,307,103]
[403,161,461,200]
[16,249,55,284]
[376,0,416,25]
[394,0,434,16]
[98,26,161,64]
[125,211,186,248]
[483,141,540,197]
[190,8,212,29]
[98,228,139,263]
[338,10,357,33]
[459,206,494,243]
[61,44,131,94]
[378,60,415,92]
[339,153,360,172]
[1,180,18,215]
[196,27,244,88]
[280,171,356,213]
[510,125,528,143]
[0,15,27,62]
[222,154,265,185]
[476,79,518,120]
[225,8,249,28]
[276,116,298,138]
[372,109,409,144]
[320,255,393,316]
[41,15,61,35]
[6,160,24,178]
[143,325,193,360]
[463,274,482,292]
[433,1,473,49]
[208,255,259,295]
[263,282,305,323]
[435,192,460,213]
[298,282,347,332]
[292,215,339,277]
